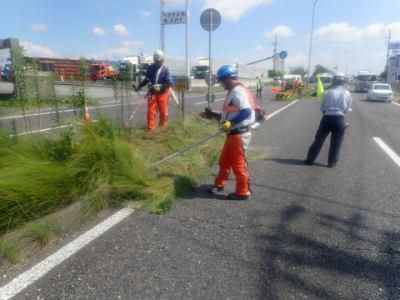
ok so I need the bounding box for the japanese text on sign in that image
[162,11,187,25]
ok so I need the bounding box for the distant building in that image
[388,54,400,83]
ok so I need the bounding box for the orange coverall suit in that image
[141,64,172,130]
[214,84,256,196]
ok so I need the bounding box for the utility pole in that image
[160,0,165,51]
[185,0,190,81]
[386,29,391,83]
[306,0,319,87]
[273,35,278,72]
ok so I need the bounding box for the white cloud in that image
[363,24,385,39]
[30,23,47,31]
[203,0,273,21]
[314,22,363,42]
[313,22,395,42]
[254,45,264,52]
[20,41,61,58]
[92,27,106,36]
[140,10,152,17]
[265,25,294,39]
[88,40,144,60]
[112,24,129,36]
[387,22,400,40]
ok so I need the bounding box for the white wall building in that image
[388,54,400,83]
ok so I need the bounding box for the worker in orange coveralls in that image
[208,65,256,200]
[135,50,173,130]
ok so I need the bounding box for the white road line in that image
[194,98,225,105]
[265,100,298,120]
[373,137,400,168]
[0,102,142,120]
[0,208,134,300]
[11,124,73,137]
[185,91,226,99]
[10,120,100,137]
[0,109,78,120]
[392,102,400,107]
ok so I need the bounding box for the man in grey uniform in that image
[304,74,352,168]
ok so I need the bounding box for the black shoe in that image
[227,193,250,201]
[328,162,336,168]
[207,186,225,194]
[304,160,314,166]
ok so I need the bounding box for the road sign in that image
[162,11,187,25]
[200,8,221,109]
[279,51,288,60]
[205,74,216,87]
[206,92,216,103]
[200,9,221,32]
[174,76,190,91]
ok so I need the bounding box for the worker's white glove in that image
[221,120,233,132]
[152,84,162,93]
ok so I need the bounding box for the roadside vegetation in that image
[0,117,222,268]
[0,47,223,270]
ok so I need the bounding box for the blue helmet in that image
[216,65,238,81]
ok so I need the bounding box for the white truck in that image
[355,70,378,92]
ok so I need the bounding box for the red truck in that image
[89,62,119,81]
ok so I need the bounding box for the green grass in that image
[24,221,55,248]
[0,240,20,264]
[0,115,222,234]
[0,113,225,269]
[0,143,77,232]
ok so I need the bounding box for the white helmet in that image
[153,49,164,62]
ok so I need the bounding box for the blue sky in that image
[2,0,400,74]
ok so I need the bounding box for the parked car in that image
[367,83,393,102]
[272,77,282,86]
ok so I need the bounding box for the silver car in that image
[367,83,393,103]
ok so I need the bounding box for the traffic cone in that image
[271,87,281,93]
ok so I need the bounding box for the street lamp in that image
[306,0,319,87]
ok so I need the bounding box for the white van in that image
[283,74,301,82]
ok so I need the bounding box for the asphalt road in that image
[1,91,400,299]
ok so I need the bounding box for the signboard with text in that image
[162,11,187,25]
[173,76,190,91]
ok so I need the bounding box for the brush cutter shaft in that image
[150,131,222,168]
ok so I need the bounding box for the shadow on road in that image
[265,158,326,167]
[256,203,400,299]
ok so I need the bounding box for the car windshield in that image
[320,77,332,83]
[193,66,208,72]
[358,75,377,81]
[373,85,391,90]
[90,65,100,71]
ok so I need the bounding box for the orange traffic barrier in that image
[271,87,281,93]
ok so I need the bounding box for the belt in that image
[228,126,249,135]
